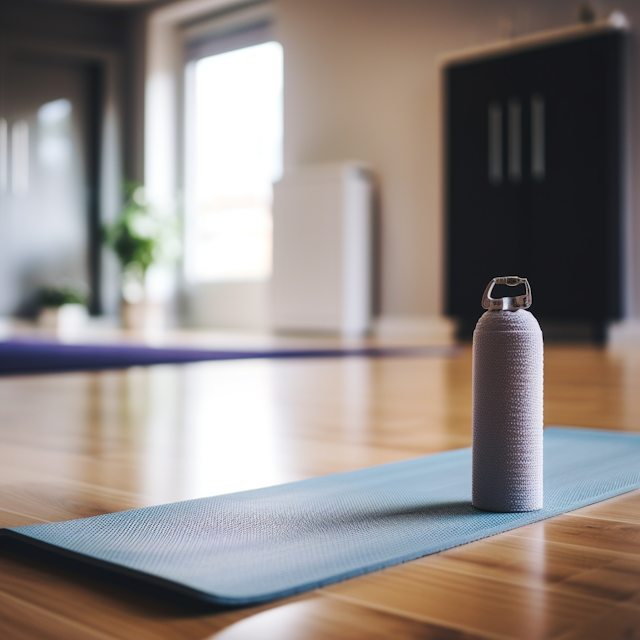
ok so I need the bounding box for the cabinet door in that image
[525,34,621,322]
[445,32,622,331]
[446,52,529,323]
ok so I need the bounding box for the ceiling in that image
[41,0,161,5]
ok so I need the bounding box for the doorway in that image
[0,53,102,316]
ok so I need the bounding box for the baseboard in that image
[608,319,640,345]
[373,315,456,343]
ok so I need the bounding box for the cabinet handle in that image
[11,120,29,196]
[488,102,503,184]
[508,98,522,182]
[0,118,7,193]
[531,94,545,181]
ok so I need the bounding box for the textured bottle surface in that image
[472,309,543,512]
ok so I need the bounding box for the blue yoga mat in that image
[3,427,640,606]
[0,340,456,376]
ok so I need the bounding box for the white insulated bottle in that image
[471,276,544,512]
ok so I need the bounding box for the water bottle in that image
[472,276,544,512]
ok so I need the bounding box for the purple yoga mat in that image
[0,339,458,376]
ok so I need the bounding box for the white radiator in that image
[271,162,372,335]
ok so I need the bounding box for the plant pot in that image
[38,304,88,335]
[120,300,166,332]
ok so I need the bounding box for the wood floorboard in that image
[506,513,640,556]
[555,602,640,640]
[0,342,639,638]
[416,532,628,590]
[0,438,435,502]
[0,511,45,528]
[570,488,640,525]
[321,565,616,640]
[417,532,640,606]
[0,590,116,640]
[0,482,151,524]
[215,596,482,639]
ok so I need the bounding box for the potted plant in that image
[38,282,90,335]
[103,182,180,330]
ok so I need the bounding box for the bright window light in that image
[188,41,283,282]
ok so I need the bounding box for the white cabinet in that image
[271,163,372,335]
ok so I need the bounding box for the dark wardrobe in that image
[445,29,624,340]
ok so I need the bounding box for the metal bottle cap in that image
[481,276,532,311]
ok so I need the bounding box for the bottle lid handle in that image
[482,276,532,311]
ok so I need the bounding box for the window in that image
[185,38,283,282]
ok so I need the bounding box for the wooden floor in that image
[1,339,640,639]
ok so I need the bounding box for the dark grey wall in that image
[0,0,139,173]
[0,0,144,316]
[0,0,128,47]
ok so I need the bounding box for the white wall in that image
[144,0,640,333]
[275,0,640,325]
